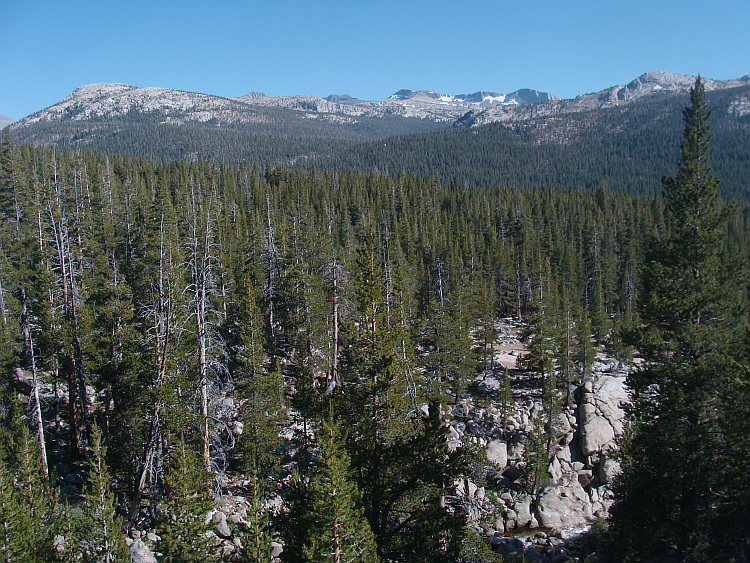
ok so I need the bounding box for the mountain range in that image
[7,82,558,128]
[5,71,750,200]
[8,71,749,129]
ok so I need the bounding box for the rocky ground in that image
[14,318,631,562]
[449,318,630,561]
[173,319,630,562]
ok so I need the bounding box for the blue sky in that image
[2,0,749,120]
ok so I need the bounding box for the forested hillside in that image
[0,79,748,562]
[318,84,750,202]
[9,104,446,166]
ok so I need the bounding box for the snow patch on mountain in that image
[387,88,558,109]
[455,71,750,127]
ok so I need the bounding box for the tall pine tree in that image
[608,77,747,561]
[303,413,379,563]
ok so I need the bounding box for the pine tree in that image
[80,425,129,562]
[498,368,515,429]
[523,410,551,499]
[640,77,727,337]
[713,329,750,559]
[574,307,596,385]
[303,414,379,563]
[53,499,81,563]
[608,77,746,561]
[278,469,315,563]
[235,279,285,482]
[520,255,557,385]
[157,433,217,562]
[238,473,272,563]
[338,235,466,561]
[0,402,55,562]
[0,461,34,562]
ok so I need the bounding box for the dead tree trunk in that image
[130,212,173,523]
[188,184,217,473]
[19,287,49,478]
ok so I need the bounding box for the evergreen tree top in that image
[663,76,720,233]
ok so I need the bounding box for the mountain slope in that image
[316,83,750,201]
[6,79,557,162]
[15,81,557,128]
[455,71,750,126]
[8,83,449,163]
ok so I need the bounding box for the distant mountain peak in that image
[71,83,136,96]
[239,91,267,99]
[386,88,557,109]
[324,94,366,104]
[0,115,15,129]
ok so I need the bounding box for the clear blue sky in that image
[2,0,749,120]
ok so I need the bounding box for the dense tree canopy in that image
[0,89,748,560]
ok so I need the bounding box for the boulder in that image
[525,547,550,562]
[579,402,614,455]
[508,440,525,460]
[473,373,505,393]
[448,425,461,441]
[554,444,571,463]
[555,412,572,435]
[486,439,508,468]
[598,456,622,484]
[496,538,524,558]
[549,456,566,483]
[271,542,284,558]
[493,517,505,534]
[578,375,627,456]
[576,469,594,487]
[213,510,232,538]
[454,402,471,417]
[535,479,593,529]
[205,509,216,525]
[592,358,620,373]
[215,519,232,538]
[514,496,532,527]
[129,540,158,563]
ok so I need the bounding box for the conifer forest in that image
[0,78,749,562]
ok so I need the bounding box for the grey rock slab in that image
[578,375,628,455]
[486,439,508,467]
[598,456,622,484]
[129,540,158,563]
[536,480,593,529]
[215,519,232,538]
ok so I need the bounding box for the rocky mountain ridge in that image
[455,71,750,126]
[14,82,557,127]
[18,83,267,127]
[12,71,748,130]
